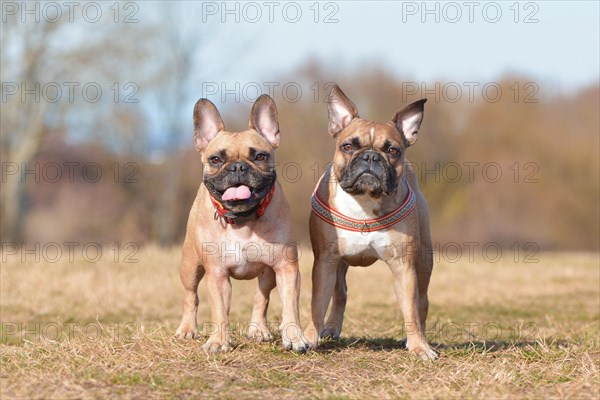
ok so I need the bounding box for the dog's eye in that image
[255,153,269,162]
[387,147,401,157]
[341,143,353,153]
[209,156,222,165]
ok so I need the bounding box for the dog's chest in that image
[199,225,283,279]
[336,228,393,264]
[331,190,397,264]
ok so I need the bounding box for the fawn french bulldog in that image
[175,95,308,353]
[304,84,437,360]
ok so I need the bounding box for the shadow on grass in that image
[314,336,566,354]
[440,339,556,352]
[315,336,408,352]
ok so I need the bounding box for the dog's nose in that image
[225,161,249,173]
[361,150,381,163]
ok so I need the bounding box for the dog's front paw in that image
[281,324,308,352]
[247,324,273,342]
[174,321,198,340]
[408,343,438,361]
[282,335,308,353]
[320,325,341,340]
[303,326,321,350]
[202,339,232,353]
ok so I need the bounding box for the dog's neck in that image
[209,183,276,225]
[329,171,408,220]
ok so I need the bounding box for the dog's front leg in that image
[248,268,276,342]
[175,245,204,340]
[304,257,339,349]
[203,271,233,352]
[273,262,308,352]
[322,261,349,339]
[388,255,437,361]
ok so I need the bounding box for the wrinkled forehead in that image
[204,130,273,156]
[337,119,402,146]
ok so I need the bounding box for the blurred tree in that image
[0,3,247,244]
[1,16,151,241]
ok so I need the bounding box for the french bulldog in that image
[175,95,308,353]
[304,84,437,360]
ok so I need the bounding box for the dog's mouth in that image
[344,169,379,186]
[358,170,377,178]
[217,184,271,204]
[221,185,252,201]
[341,171,397,197]
[204,168,276,213]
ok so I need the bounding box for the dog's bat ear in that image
[328,84,359,136]
[193,98,224,152]
[249,94,280,148]
[393,99,426,147]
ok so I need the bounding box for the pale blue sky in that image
[203,1,599,91]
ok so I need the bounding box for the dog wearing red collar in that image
[175,95,308,353]
[304,84,437,360]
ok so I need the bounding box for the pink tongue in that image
[222,185,251,201]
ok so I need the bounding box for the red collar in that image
[210,184,276,225]
[311,181,416,234]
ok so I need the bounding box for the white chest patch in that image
[331,185,381,219]
[330,185,396,262]
[336,227,393,261]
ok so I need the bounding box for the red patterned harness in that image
[311,181,416,234]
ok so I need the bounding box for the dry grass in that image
[1,246,599,399]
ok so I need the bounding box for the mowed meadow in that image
[1,247,598,399]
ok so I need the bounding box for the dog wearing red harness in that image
[304,84,437,360]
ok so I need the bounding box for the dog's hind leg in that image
[248,268,276,342]
[175,242,204,340]
[322,261,349,339]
